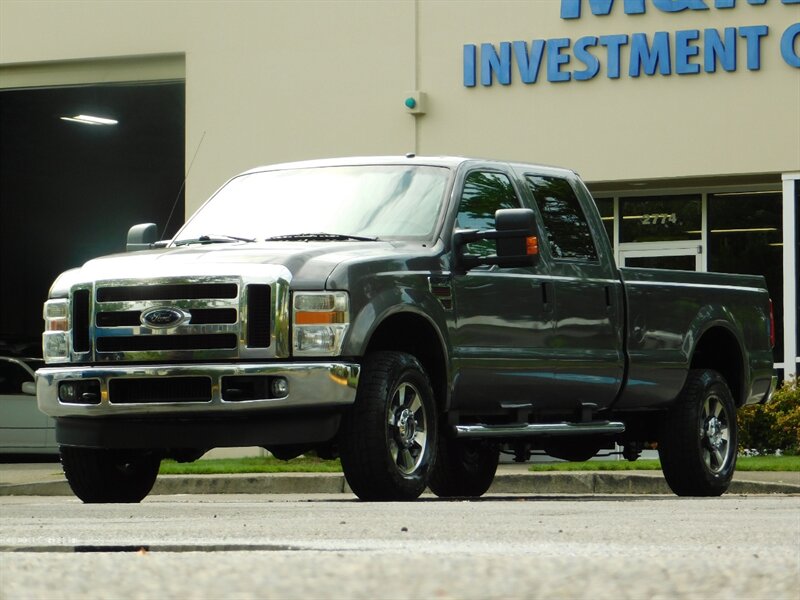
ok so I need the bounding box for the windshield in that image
[173,165,450,244]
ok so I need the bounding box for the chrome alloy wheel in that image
[387,381,428,475]
[700,393,732,474]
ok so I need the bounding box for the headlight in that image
[292,291,349,356]
[43,299,70,362]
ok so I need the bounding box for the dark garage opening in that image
[0,81,185,356]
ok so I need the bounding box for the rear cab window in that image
[524,174,598,262]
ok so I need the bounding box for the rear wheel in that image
[428,438,499,498]
[339,351,437,501]
[658,369,737,497]
[60,446,161,503]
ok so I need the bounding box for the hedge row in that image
[737,378,799,453]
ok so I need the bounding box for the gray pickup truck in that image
[37,156,777,503]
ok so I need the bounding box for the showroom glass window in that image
[708,190,783,361]
[620,195,701,243]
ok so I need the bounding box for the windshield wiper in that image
[263,232,378,242]
[173,234,256,247]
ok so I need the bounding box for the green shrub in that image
[738,378,800,453]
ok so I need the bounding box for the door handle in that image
[541,282,554,312]
[605,285,615,312]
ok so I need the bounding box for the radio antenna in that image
[161,130,206,240]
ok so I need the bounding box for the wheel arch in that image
[689,323,746,407]
[362,311,450,414]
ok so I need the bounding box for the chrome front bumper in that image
[37,362,360,418]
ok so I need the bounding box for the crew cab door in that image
[449,168,558,411]
[522,172,625,411]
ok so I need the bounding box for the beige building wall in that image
[1,0,798,213]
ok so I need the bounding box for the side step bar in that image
[453,421,626,439]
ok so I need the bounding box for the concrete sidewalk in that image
[1,462,798,497]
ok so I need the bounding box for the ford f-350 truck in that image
[36,156,777,502]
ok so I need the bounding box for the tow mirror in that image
[126,223,158,252]
[495,208,539,261]
[453,208,540,272]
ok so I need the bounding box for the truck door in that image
[450,169,558,411]
[523,173,625,412]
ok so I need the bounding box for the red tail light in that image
[769,299,775,349]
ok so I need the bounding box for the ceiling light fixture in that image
[710,227,778,234]
[60,114,118,126]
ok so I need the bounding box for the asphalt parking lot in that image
[1,493,799,600]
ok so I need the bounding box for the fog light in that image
[58,380,101,404]
[271,377,289,397]
[59,382,77,403]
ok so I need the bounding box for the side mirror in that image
[453,208,539,273]
[495,208,539,262]
[126,223,158,252]
[22,381,36,396]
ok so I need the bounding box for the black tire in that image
[60,446,161,503]
[428,438,499,498]
[339,351,438,501]
[658,369,738,497]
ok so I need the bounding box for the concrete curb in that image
[2,472,798,497]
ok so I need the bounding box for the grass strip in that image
[158,453,798,475]
[159,455,342,475]
[528,455,800,472]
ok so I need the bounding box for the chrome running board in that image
[452,421,626,439]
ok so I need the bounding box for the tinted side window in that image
[456,171,520,258]
[525,175,597,260]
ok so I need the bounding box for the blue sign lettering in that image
[629,32,672,76]
[598,34,629,78]
[463,45,477,87]
[481,42,512,85]
[739,25,768,69]
[562,0,797,19]
[513,40,547,83]
[704,28,737,71]
[463,1,798,87]
[574,36,601,80]
[651,0,709,13]
[548,38,573,81]
[675,29,702,73]
[561,0,645,18]
[781,23,800,66]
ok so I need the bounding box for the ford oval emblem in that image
[141,307,188,328]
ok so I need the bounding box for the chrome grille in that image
[83,272,289,362]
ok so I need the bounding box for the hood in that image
[49,240,410,296]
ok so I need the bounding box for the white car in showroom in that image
[0,356,57,455]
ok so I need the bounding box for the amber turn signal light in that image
[526,236,539,255]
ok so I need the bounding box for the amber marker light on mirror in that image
[526,236,539,255]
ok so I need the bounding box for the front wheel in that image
[60,446,161,503]
[658,369,738,497]
[339,352,438,501]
